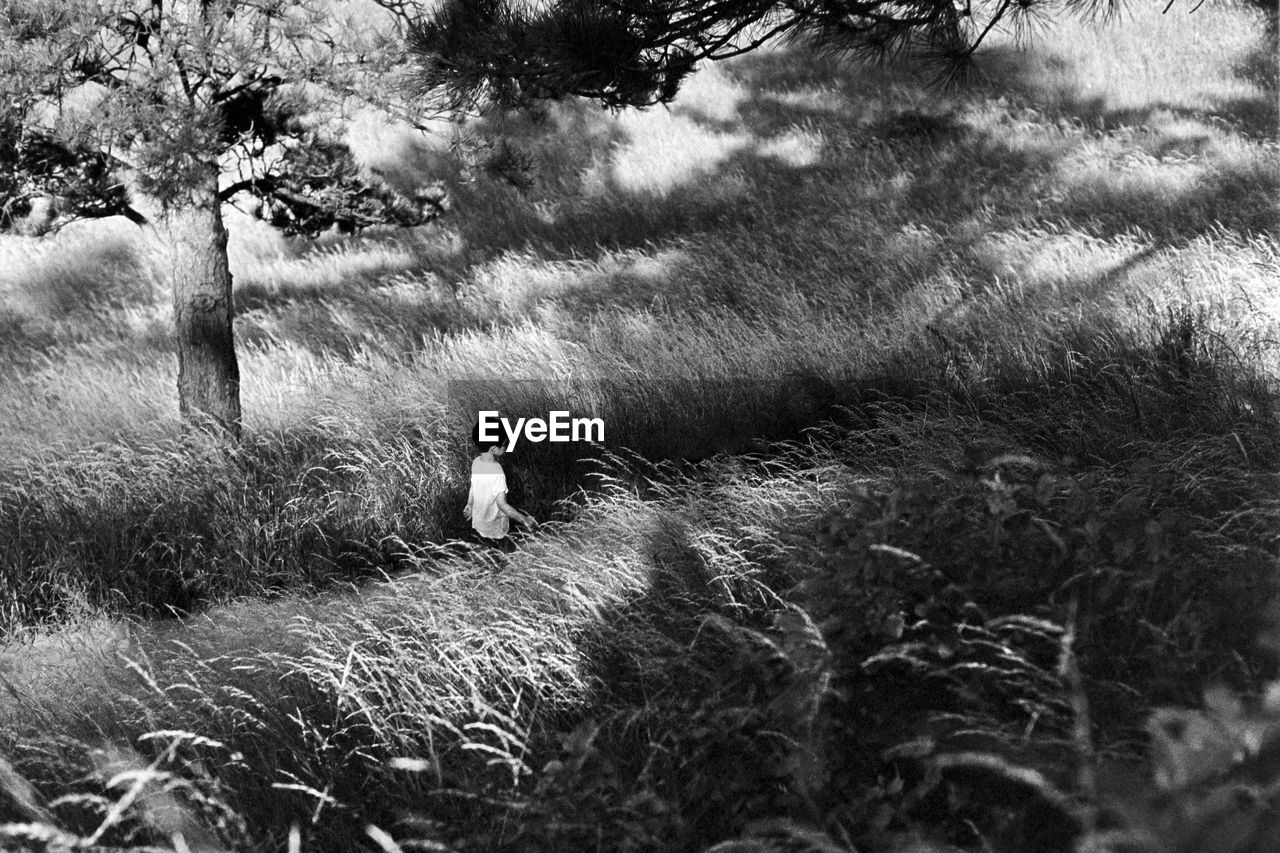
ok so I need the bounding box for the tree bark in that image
[150,169,242,440]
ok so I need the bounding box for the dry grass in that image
[2,2,1274,459]
[0,1,1277,850]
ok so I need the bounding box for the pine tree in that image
[0,0,444,439]
[406,0,1113,112]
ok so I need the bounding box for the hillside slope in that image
[0,2,1277,851]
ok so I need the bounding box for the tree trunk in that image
[150,170,242,440]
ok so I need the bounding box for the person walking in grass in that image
[465,423,537,551]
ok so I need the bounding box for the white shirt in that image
[468,455,509,539]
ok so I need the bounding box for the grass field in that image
[0,1,1277,851]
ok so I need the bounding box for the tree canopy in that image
[0,0,443,235]
[406,0,1110,112]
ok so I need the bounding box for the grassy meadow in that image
[0,1,1278,850]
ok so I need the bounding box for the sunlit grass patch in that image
[588,109,751,197]
[978,0,1274,133]
[669,61,750,125]
[1049,124,1279,239]
[0,617,134,730]
[757,126,826,167]
[452,245,701,320]
[0,218,152,320]
[230,228,422,294]
[0,348,178,461]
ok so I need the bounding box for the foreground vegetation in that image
[0,1,1277,850]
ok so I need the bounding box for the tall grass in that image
[0,0,1277,849]
[2,385,1277,849]
[1,4,1273,460]
[0,461,823,848]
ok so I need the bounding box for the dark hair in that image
[472,419,500,449]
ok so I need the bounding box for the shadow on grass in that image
[408,342,1280,853]
[6,319,1277,850]
[13,24,1271,366]
[277,29,1273,341]
[4,9,1278,627]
